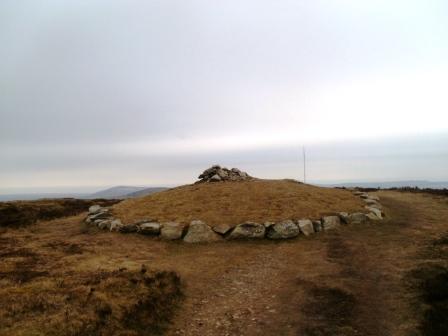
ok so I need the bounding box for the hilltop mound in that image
[112,174,365,227]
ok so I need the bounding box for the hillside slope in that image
[112,179,365,226]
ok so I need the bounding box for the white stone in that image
[297,219,314,236]
[267,220,300,239]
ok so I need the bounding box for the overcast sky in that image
[1,1,448,193]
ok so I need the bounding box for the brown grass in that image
[0,198,120,228]
[0,191,447,335]
[112,179,365,226]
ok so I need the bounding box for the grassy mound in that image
[112,179,365,227]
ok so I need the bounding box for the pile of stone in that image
[353,191,385,220]
[197,165,252,183]
[85,205,124,231]
[84,190,386,243]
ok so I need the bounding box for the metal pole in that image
[303,146,306,184]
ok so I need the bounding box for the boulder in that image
[367,195,380,201]
[119,224,138,233]
[109,219,123,232]
[134,218,157,225]
[338,212,350,224]
[210,174,222,182]
[89,205,102,214]
[348,212,368,224]
[366,207,383,219]
[161,222,184,240]
[360,194,369,199]
[216,169,229,179]
[138,222,161,235]
[312,220,322,232]
[97,220,111,230]
[213,223,233,235]
[184,220,222,243]
[322,216,341,230]
[263,221,275,229]
[267,220,300,239]
[364,198,379,206]
[89,210,111,221]
[297,219,314,236]
[367,212,381,221]
[228,222,265,240]
[367,202,383,210]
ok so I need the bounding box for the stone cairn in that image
[84,188,386,243]
[197,165,252,183]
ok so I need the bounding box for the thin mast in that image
[303,146,306,184]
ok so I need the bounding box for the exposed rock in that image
[367,202,383,210]
[119,224,138,233]
[228,222,265,239]
[364,198,379,206]
[134,218,157,225]
[322,216,341,230]
[338,212,350,224]
[97,220,111,230]
[216,169,229,179]
[366,207,383,219]
[297,219,314,236]
[353,191,364,196]
[109,219,123,232]
[161,222,184,240]
[197,165,252,183]
[184,220,222,243]
[138,222,161,235]
[366,212,381,221]
[348,212,368,224]
[367,195,380,201]
[267,220,300,239]
[312,220,322,232]
[360,194,369,199]
[213,223,233,235]
[209,174,222,182]
[88,205,102,214]
[89,210,111,221]
[263,221,275,228]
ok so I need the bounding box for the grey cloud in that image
[1,1,448,190]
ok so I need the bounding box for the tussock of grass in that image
[0,267,183,336]
[113,179,365,227]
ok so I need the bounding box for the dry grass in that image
[112,179,365,226]
[1,191,447,335]
[0,198,119,228]
[0,217,183,336]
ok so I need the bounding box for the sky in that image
[1,0,448,193]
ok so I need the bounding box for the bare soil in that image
[0,191,447,335]
[112,179,365,226]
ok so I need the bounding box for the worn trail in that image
[167,192,448,335]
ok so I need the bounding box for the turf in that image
[112,179,365,227]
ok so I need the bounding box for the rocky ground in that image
[0,191,447,335]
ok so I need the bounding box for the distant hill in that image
[321,180,448,189]
[0,185,169,202]
[0,193,90,202]
[87,186,148,199]
[124,187,168,198]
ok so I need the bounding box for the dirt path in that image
[166,191,448,335]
